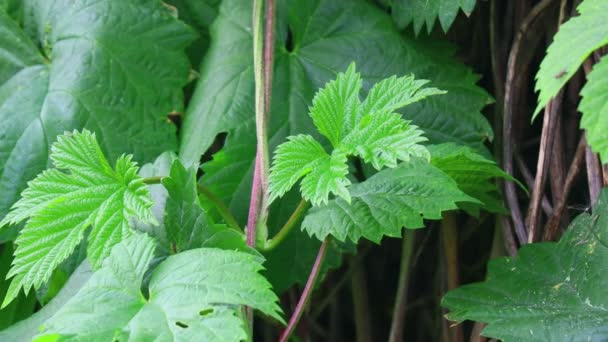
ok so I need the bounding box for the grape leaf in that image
[392,0,477,34]
[269,63,440,206]
[579,56,608,163]
[429,144,518,215]
[0,1,196,224]
[442,189,608,341]
[36,234,283,341]
[301,159,477,243]
[534,0,608,118]
[0,130,156,307]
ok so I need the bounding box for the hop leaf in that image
[0,130,156,307]
[269,63,444,206]
[442,189,608,341]
[36,234,283,341]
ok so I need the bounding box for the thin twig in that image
[585,147,602,206]
[388,229,416,342]
[441,212,463,342]
[514,153,553,216]
[503,0,557,245]
[279,238,330,342]
[544,136,586,240]
[527,89,563,243]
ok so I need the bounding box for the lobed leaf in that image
[309,63,362,147]
[269,63,441,205]
[0,130,155,307]
[302,159,477,243]
[429,144,520,215]
[36,234,283,341]
[392,0,477,34]
[442,189,608,341]
[0,0,196,225]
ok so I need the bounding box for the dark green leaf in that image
[0,1,196,225]
[442,189,608,341]
[302,159,477,243]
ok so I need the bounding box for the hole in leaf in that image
[199,308,214,316]
[285,26,294,52]
[175,321,189,329]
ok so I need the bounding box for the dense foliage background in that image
[0,0,606,341]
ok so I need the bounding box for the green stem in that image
[197,184,242,232]
[142,176,163,185]
[262,200,309,252]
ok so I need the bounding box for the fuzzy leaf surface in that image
[534,0,608,118]
[37,234,283,341]
[442,189,608,341]
[302,159,477,243]
[0,130,155,307]
[0,1,195,223]
[579,55,608,162]
[392,0,476,34]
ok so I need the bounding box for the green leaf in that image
[392,0,477,34]
[0,1,196,224]
[533,0,608,118]
[429,144,519,215]
[0,262,92,342]
[309,63,362,147]
[269,135,338,204]
[0,130,156,307]
[341,111,430,169]
[579,55,608,163]
[162,160,253,255]
[183,0,492,292]
[37,234,283,341]
[269,63,440,205]
[442,189,608,341]
[180,0,493,169]
[302,159,477,243]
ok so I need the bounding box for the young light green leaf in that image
[302,159,477,243]
[429,144,520,215]
[269,63,442,205]
[37,234,283,341]
[442,189,608,341]
[0,130,155,308]
[392,0,477,34]
[341,112,430,169]
[360,75,446,118]
[534,0,608,118]
[579,55,608,162]
[309,63,362,147]
[268,135,337,204]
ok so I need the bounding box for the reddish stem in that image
[279,238,329,342]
